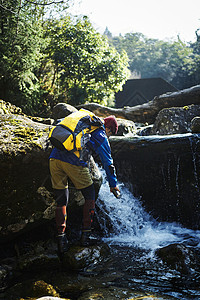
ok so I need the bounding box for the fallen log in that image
[77,85,200,124]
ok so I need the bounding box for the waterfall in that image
[96,169,200,251]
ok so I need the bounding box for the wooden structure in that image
[115,78,178,108]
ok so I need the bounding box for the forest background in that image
[1,0,200,117]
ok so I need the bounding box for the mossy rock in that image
[0,110,54,240]
[5,279,60,300]
[0,99,23,115]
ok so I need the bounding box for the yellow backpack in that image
[49,109,103,158]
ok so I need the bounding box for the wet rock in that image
[191,116,200,133]
[17,249,59,272]
[110,133,200,229]
[36,297,68,300]
[137,124,153,136]
[62,244,110,271]
[5,279,61,300]
[155,243,193,274]
[151,104,200,135]
[0,264,11,291]
[78,287,170,300]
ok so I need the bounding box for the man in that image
[49,112,120,256]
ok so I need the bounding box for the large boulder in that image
[51,103,78,121]
[0,112,53,241]
[155,243,198,274]
[151,104,200,135]
[0,102,102,242]
[110,133,200,229]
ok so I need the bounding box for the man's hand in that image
[110,186,121,198]
[110,186,120,193]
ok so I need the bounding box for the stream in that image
[2,170,200,300]
[94,170,200,299]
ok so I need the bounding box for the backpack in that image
[48,109,103,158]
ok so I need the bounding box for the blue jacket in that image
[49,127,117,188]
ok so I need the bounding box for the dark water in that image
[94,171,200,299]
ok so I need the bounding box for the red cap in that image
[104,115,118,135]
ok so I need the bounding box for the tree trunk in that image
[77,85,200,124]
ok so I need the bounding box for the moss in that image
[32,280,59,298]
[0,99,23,115]
[7,118,23,126]
[0,115,47,156]
[5,279,60,300]
[14,126,37,138]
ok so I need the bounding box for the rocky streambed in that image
[1,98,200,299]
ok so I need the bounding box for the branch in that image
[0,0,65,14]
[25,0,65,5]
[0,3,17,14]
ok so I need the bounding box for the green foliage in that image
[46,16,129,106]
[1,0,200,116]
[0,1,129,114]
[110,32,200,89]
[0,0,48,115]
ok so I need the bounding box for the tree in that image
[47,16,130,106]
[187,29,200,88]
[104,27,112,40]
[110,32,200,90]
[0,0,71,115]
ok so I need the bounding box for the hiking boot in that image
[80,231,100,247]
[57,233,69,256]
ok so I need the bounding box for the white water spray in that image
[96,170,200,250]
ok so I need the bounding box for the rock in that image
[137,124,153,136]
[62,244,110,271]
[110,133,200,229]
[0,265,10,291]
[0,99,54,125]
[17,243,59,272]
[36,297,67,300]
[116,118,137,136]
[151,104,200,135]
[0,99,23,115]
[155,243,192,274]
[0,112,54,240]
[29,116,54,125]
[0,102,102,242]
[52,103,77,121]
[78,287,170,300]
[191,116,200,133]
[5,279,61,300]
